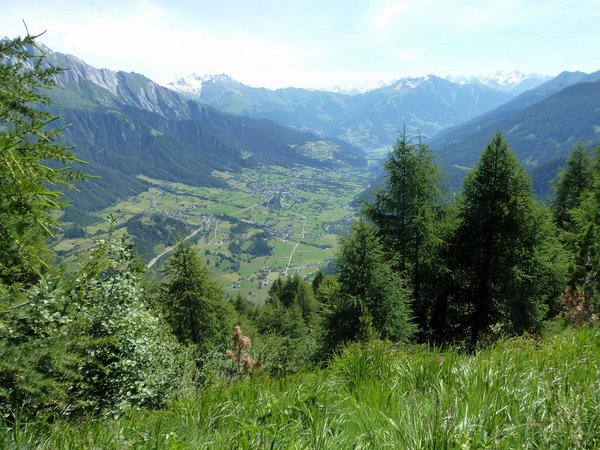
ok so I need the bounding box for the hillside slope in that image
[6,327,598,448]
[430,76,600,195]
[37,46,367,213]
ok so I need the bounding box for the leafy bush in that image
[0,232,194,418]
[68,234,195,414]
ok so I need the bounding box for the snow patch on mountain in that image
[165,73,243,98]
[446,71,551,94]
[323,79,394,95]
[165,70,551,99]
[390,75,439,91]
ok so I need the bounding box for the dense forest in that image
[1,35,598,447]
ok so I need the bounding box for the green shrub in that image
[0,233,195,418]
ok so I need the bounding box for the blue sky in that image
[2,0,600,88]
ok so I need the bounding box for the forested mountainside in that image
[171,67,600,201]
[34,46,366,216]
[430,73,600,196]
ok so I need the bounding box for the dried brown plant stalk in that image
[225,325,259,373]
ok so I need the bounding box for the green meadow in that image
[3,326,598,449]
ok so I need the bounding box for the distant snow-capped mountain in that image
[163,72,512,149]
[323,80,394,95]
[165,73,244,99]
[166,73,393,96]
[388,75,438,91]
[165,71,549,98]
[447,71,551,95]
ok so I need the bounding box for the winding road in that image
[283,214,307,275]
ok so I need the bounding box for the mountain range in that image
[23,43,600,216]
[33,46,366,219]
[166,67,600,198]
[430,70,600,196]
[165,73,517,149]
[446,71,551,95]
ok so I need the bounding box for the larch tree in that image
[0,33,85,286]
[362,129,441,333]
[561,145,600,322]
[452,133,567,349]
[326,220,415,347]
[552,141,594,229]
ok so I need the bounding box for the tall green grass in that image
[2,327,598,449]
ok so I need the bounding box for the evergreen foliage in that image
[450,133,567,348]
[326,220,415,348]
[0,34,85,284]
[267,274,317,323]
[158,239,233,351]
[245,232,273,257]
[431,77,600,198]
[552,141,594,228]
[253,275,323,373]
[557,144,600,323]
[125,214,190,262]
[363,130,441,332]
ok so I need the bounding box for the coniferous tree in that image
[363,129,441,333]
[552,141,593,229]
[255,274,322,373]
[267,274,317,325]
[233,292,250,315]
[0,34,85,286]
[311,270,324,293]
[560,145,600,322]
[326,220,415,348]
[451,133,567,348]
[159,239,232,350]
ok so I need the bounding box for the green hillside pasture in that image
[5,327,598,448]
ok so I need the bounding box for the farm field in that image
[57,164,372,305]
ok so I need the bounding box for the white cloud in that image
[1,0,320,87]
[2,0,600,88]
[370,1,412,30]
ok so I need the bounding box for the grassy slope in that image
[4,327,599,449]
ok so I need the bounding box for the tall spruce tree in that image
[552,141,593,229]
[0,34,85,286]
[159,239,232,350]
[363,130,441,332]
[276,275,316,322]
[452,133,567,349]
